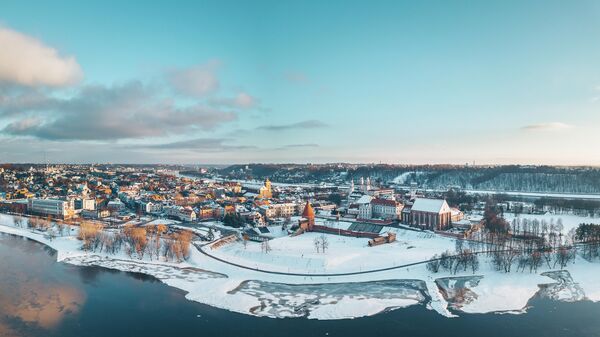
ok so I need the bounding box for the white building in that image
[356,195,373,219]
[144,201,163,214]
[370,198,403,220]
[82,198,96,211]
[163,205,196,222]
[28,198,74,219]
[259,202,296,219]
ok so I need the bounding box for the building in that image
[356,195,373,219]
[405,198,452,230]
[370,188,395,199]
[259,202,296,220]
[451,207,464,222]
[82,198,96,211]
[298,201,315,231]
[107,199,125,211]
[258,178,273,199]
[180,207,197,222]
[370,198,403,220]
[28,198,74,219]
[144,201,162,214]
[163,205,196,222]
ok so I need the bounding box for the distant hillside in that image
[218,164,600,194]
[394,167,600,194]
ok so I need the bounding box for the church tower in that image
[259,177,273,199]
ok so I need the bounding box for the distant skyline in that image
[1,0,600,165]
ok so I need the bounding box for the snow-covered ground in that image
[209,229,457,274]
[503,212,600,233]
[2,213,600,320]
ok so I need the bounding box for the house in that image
[163,205,196,222]
[405,198,452,230]
[451,207,464,222]
[180,207,197,222]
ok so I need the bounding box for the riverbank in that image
[2,213,600,320]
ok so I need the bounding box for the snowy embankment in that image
[2,213,600,320]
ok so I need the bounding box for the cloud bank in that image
[0,82,237,140]
[139,138,255,152]
[257,120,327,131]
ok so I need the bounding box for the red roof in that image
[370,198,399,207]
[301,201,315,218]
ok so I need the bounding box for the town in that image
[0,164,489,241]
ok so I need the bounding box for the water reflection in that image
[0,234,85,334]
[0,284,85,328]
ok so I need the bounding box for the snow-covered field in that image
[209,229,457,274]
[2,213,600,320]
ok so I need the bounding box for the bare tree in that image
[261,240,271,254]
[426,254,441,273]
[320,234,329,253]
[242,234,249,249]
[78,221,104,251]
[554,245,575,269]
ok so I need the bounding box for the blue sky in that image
[1,0,600,164]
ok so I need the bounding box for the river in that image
[2,234,600,336]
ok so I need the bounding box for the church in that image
[402,198,452,230]
[258,178,273,199]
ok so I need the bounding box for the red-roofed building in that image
[370,198,403,220]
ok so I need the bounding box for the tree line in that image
[77,222,193,262]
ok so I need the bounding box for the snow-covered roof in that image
[356,195,373,205]
[411,198,450,214]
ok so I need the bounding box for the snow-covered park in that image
[2,212,600,320]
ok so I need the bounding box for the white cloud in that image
[0,26,83,86]
[166,61,220,97]
[521,122,574,131]
[210,92,257,109]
